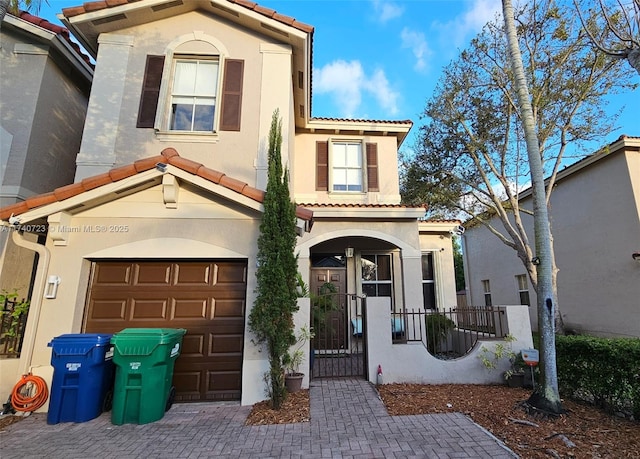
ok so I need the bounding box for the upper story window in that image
[170,58,219,132]
[137,45,243,134]
[332,142,363,192]
[316,141,379,193]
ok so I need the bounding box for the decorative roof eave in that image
[57,0,313,58]
[303,118,414,146]
[301,204,426,220]
[0,148,313,232]
[3,14,94,80]
[418,220,462,233]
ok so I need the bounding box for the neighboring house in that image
[0,10,92,389]
[0,1,462,407]
[462,135,640,338]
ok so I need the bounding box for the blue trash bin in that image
[47,333,114,424]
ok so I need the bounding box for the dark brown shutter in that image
[366,143,379,191]
[316,141,329,191]
[137,55,165,128]
[220,59,244,131]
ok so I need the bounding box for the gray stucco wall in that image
[464,149,640,338]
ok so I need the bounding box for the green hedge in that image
[556,335,640,419]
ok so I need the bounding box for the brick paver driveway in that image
[1,378,517,458]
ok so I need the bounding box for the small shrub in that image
[556,334,640,419]
[425,313,455,354]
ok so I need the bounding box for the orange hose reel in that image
[11,373,48,412]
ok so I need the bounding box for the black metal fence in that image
[0,297,29,358]
[391,306,507,358]
[311,293,367,379]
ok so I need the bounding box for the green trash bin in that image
[110,328,186,425]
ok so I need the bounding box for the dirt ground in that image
[245,384,639,459]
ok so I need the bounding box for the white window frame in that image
[155,32,228,142]
[361,253,393,299]
[515,274,530,306]
[330,140,365,193]
[421,252,437,310]
[482,279,492,306]
[168,57,220,133]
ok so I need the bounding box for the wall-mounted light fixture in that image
[45,275,61,299]
[345,247,354,258]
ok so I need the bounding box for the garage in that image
[84,260,247,402]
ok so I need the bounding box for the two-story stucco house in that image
[462,135,640,338]
[0,0,460,407]
[0,10,92,367]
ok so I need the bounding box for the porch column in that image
[401,254,424,310]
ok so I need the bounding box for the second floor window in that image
[137,53,244,133]
[316,141,379,192]
[332,142,362,192]
[170,59,219,132]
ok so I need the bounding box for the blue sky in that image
[37,0,638,153]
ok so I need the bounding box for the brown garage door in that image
[84,260,246,402]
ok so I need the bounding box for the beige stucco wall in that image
[296,218,450,316]
[292,133,402,205]
[75,11,291,188]
[464,149,640,338]
[1,181,269,407]
[418,230,459,311]
[366,297,533,385]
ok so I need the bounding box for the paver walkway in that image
[0,378,517,458]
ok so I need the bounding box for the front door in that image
[310,268,347,352]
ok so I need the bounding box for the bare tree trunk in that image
[502,0,564,415]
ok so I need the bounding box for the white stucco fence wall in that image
[365,298,533,385]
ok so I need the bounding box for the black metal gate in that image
[310,293,367,378]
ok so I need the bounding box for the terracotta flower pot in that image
[284,373,304,393]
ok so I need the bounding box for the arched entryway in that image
[305,235,403,379]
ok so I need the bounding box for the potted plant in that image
[283,325,314,393]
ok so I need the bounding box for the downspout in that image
[11,229,50,376]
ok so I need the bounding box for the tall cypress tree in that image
[249,110,299,410]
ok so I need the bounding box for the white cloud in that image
[314,60,399,118]
[433,0,502,47]
[400,27,432,73]
[371,0,404,23]
[364,69,400,115]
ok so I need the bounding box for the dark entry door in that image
[310,268,347,351]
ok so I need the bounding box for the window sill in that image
[155,130,220,143]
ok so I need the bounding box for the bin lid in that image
[111,328,186,343]
[47,333,113,355]
[110,328,186,357]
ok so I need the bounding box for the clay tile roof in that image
[15,11,94,68]
[0,149,313,222]
[311,117,413,125]
[60,0,314,34]
[299,203,424,209]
